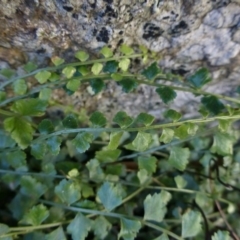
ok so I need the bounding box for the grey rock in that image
[0,0,240,120]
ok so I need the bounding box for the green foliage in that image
[78,65,89,75]
[119,58,131,72]
[119,218,141,240]
[72,132,93,153]
[46,136,62,155]
[92,216,111,239]
[0,44,240,240]
[89,78,105,94]
[236,86,240,94]
[174,124,196,139]
[7,150,27,171]
[51,56,65,66]
[4,117,34,149]
[45,227,66,240]
[13,79,27,95]
[20,204,49,226]
[164,109,182,122]
[111,73,123,81]
[156,86,177,104]
[0,91,6,102]
[0,68,15,78]
[132,132,152,151]
[86,159,105,182]
[100,46,113,58]
[187,68,211,88]
[174,175,187,189]
[48,72,60,82]
[201,96,225,115]
[118,79,138,93]
[0,130,15,148]
[97,182,122,211]
[74,51,89,62]
[0,223,9,236]
[103,60,118,73]
[135,112,155,126]
[218,119,232,132]
[89,111,107,127]
[137,169,149,184]
[67,213,91,240]
[23,62,37,72]
[212,230,231,240]
[62,66,76,79]
[54,179,81,205]
[35,71,51,83]
[153,234,169,240]
[31,142,47,160]
[62,114,78,129]
[107,131,124,150]
[91,63,103,75]
[211,132,234,156]
[113,111,133,128]
[66,79,81,92]
[11,98,47,116]
[96,149,121,163]
[169,147,190,171]
[160,128,175,143]
[144,191,171,222]
[138,156,157,174]
[38,119,54,134]
[20,176,47,198]
[120,44,134,55]
[39,88,52,101]
[141,62,160,80]
[181,210,202,238]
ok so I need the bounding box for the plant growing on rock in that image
[0,45,240,240]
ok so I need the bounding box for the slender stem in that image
[40,199,183,240]
[206,211,223,219]
[0,54,142,90]
[0,220,71,238]
[208,165,239,240]
[0,127,213,155]
[1,168,231,205]
[154,151,169,158]
[135,79,240,104]
[153,186,232,206]
[119,131,214,160]
[40,200,126,219]
[10,221,69,232]
[0,74,110,107]
[121,179,152,205]
[112,73,240,104]
[214,200,240,240]
[0,80,65,107]
[32,114,240,143]
[92,140,108,145]
[164,219,182,223]
[1,209,182,240]
[143,221,184,240]
[0,169,65,179]
[0,231,27,238]
[0,109,18,117]
[2,67,240,109]
[118,181,232,206]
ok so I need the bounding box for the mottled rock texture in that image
[1,0,240,119]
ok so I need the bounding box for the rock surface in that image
[1,0,240,120]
